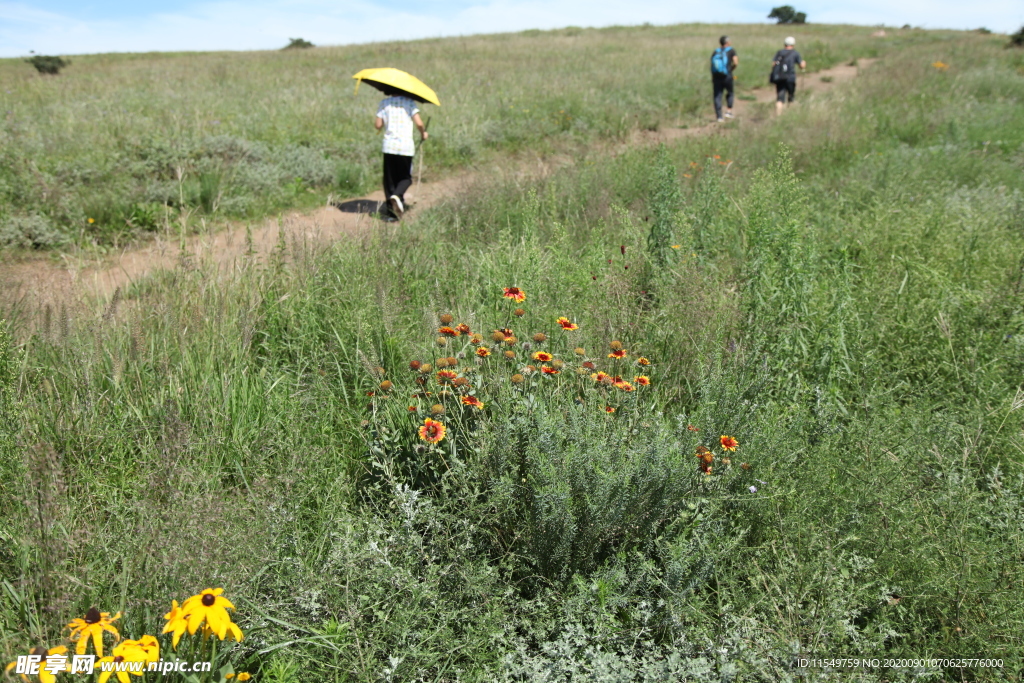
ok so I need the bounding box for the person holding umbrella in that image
[353,68,439,222]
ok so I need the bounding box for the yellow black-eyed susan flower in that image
[68,608,121,657]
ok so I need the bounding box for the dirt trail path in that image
[1,59,873,316]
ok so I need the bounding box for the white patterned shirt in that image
[377,96,419,157]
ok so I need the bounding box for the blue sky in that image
[1,0,1021,57]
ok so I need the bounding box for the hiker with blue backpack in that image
[711,36,739,122]
[771,36,806,115]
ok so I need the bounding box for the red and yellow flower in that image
[608,349,627,359]
[541,365,559,375]
[590,371,610,382]
[636,357,651,366]
[456,323,471,335]
[720,435,739,452]
[556,317,579,331]
[502,287,526,303]
[634,375,651,386]
[461,395,485,410]
[418,418,446,443]
[532,351,553,362]
[614,380,635,392]
[436,370,458,384]
[604,406,616,413]
[475,347,491,358]
[438,326,459,337]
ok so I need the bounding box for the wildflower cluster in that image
[365,287,656,450]
[5,590,249,683]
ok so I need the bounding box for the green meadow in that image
[3,22,1024,683]
[2,22,930,250]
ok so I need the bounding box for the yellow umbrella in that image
[352,67,441,106]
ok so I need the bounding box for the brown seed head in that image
[491,330,506,342]
[551,359,564,370]
[609,340,623,351]
[574,347,586,356]
[504,350,516,359]
[513,308,526,317]
[436,337,448,347]
[511,374,525,384]
[439,313,454,324]
[453,377,470,387]
[446,356,458,367]
[379,380,393,391]
[533,333,547,343]
[741,462,751,470]
[419,363,432,374]
[409,360,422,371]
[430,404,445,415]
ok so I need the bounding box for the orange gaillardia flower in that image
[556,317,579,331]
[541,365,559,375]
[636,357,651,366]
[436,370,458,384]
[461,395,485,410]
[591,371,610,382]
[439,326,459,337]
[604,406,616,413]
[407,406,417,412]
[533,351,553,362]
[68,607,121,656]
[720,435,739,452]
[418,418,446,443]
[503,287,526,303]
[476,347,491,358]
[608,349,627,359]
[470,333,483,345]
[634,375,651,386]
[456,323,471,335]
[582,361,596,370]
[614,380,635,392]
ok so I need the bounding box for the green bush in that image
[282,38,314,50]
[768,5,807,24]
[0,214,66,249]
[1010,25,1024,47]
[25,55,69,75]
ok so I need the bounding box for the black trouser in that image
[713,75,734,118]
[382,153,413,216]
[776,79,796,103]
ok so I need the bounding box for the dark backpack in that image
[711,47,731,77]
[770,50,796,83]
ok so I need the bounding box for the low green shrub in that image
[25,55,68,75]
[0,214,65,249]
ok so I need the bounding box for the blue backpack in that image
[711,47,731,77]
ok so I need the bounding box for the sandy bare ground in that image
[1,59,873,318]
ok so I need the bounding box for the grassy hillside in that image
[3,24,1024,683]
[0,23,942,250]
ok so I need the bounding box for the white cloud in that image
[0,0,1020,57]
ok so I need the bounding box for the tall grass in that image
[0,23,959,248]
[2,26,1023,682]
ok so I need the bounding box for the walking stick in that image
[417,116,431,189]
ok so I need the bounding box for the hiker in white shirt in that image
[375,92,428,221]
